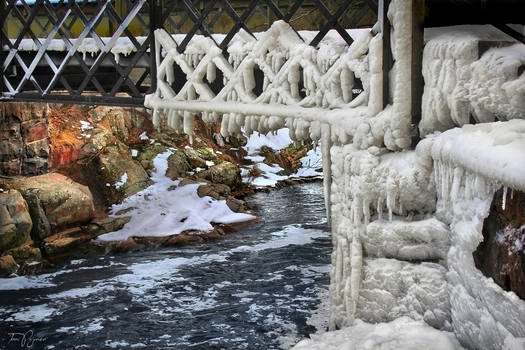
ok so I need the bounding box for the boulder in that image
[43,227,90,255]
[197,161,242,190]
[8,173,95,238]
[197,183,231,200]
[226,197,247,213]
[184,148,207,168]
[0,190,32,254]
[6,242,42,263]
[166,149,191,180]
[137,143,167,174]
[0,255,18,277]
[96,143,152,203]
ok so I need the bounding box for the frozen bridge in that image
[2,0,525,349]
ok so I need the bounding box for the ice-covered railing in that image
[145,21,376,144]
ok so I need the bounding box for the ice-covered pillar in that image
[321,123,332,224]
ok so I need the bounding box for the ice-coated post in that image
[321,123,332,225]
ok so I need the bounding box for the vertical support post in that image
[411,0,424,146]
[379,0,392,108]
[148,0,163,94]
[321,123,332,225]
[267,0,279,29]
[0,0,6,95]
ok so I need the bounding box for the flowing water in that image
[0,182,331,350]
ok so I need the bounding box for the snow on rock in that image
[242,128,322,187]
[420,25,525,136]
[363,217,449,261]
[292,317,464,350]
[97,151,255,241]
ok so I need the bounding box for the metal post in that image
[411,0,424,147]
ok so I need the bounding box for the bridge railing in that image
[0,0,377,107]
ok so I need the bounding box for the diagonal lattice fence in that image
[0,0,377,106]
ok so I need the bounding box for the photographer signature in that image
[7,330,46,349]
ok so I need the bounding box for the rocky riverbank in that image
[0,102,320,277]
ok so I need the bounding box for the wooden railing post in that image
[0,0,6,95]
[411,0,425,146]
[148,0,163,94]
[379,0,392,108]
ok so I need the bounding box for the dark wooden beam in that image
[379,0,392,108]
[411,0,425,147]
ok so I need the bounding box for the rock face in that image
[197,161,242,190]
[96,143,152,203]
[1,103,50,176]
[8,173,95,239]
[474,188,525,300]
[0,190,32,254]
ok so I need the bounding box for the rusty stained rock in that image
[474,187,525,300]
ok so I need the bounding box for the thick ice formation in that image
[292,317,464,350]
[363,218,449,261]
[421,26,525,136]
[428,121,525,350]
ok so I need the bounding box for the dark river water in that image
[0,182,331,350]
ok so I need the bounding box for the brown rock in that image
[0,159,21,176]
[166,150,192,180]
[0,139,24,160]
[0,255,18,277]
[179,177,208,187]
[96,143,152,203]
[22,157,48,175]
[25,139,50,158]
[43,227,89,255]
[226,197,246,213]
[184,148,207,168]
[9,173,95,236]
[21,121,48,143]
[0,190,32,254]
[163,234,204,247]
[197,183,231,200]
[474,187,525,300]
[197,161,242,190]
[6,242,42,263]
[113,237,145,253]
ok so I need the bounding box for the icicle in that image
[340,68,354,103]
[183,111,194,143]
[502,186,508,210]
[206,62,216,83]
[243,68,255,93]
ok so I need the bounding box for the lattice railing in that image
[0,0,153,106]
[0,0,377,106]
[145,20,377,141]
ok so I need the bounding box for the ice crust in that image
[292,317,464,350]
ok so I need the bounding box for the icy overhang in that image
[431,119,525,191]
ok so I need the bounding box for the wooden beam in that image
[411,0,424,147]
[379,0,392,108]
